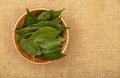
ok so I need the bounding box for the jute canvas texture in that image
[0,0,120,78]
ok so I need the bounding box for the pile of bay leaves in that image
[16,8,68,61]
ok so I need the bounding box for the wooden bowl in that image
[13,8,69,64]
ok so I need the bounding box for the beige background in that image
[0,0,120,78]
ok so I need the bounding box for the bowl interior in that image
[14,9,68,64]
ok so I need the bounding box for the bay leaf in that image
[51,18,62,24]
[19,39,41,58]
[17,32,33,40]
[41,47,61,54]
[37,10,52,21]
[28,21,67,31]
[29,27,61,39]
[16,27,39,34]
[41,51,66,61]
[26,8,39,25]
[34,35,61,49]
[57,35,65,43]
[51,9,65,20]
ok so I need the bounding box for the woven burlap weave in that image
[0,0,120,78]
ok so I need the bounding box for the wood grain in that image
[0,0,120,78]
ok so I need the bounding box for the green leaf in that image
[41,51,66,61]
[41,47,61,54]
[37,10,52,21]
[17,32,33,40]
[19,39,41,58]
[51,18,62,24]
[51,9,65,20]
[34,35,61,49]
[57,35,65,42]
[28,21,67,31]
[29,27,61,39]
[26,8,39,25]
[16,27,39,34]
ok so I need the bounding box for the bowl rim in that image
[13,8,69,64]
